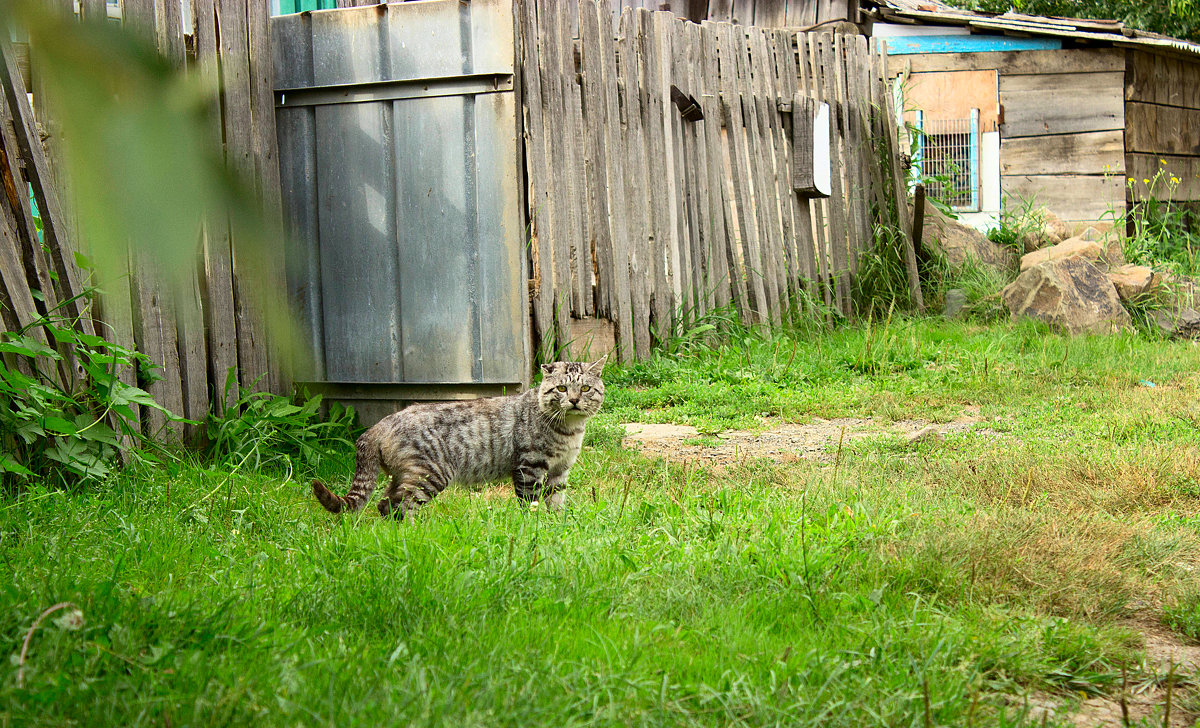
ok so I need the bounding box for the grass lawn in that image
[3,318,1200,726]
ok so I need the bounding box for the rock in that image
[1039,211,1073,249]
[916,200,1017,275]
[1020,210,1073,252]
[1019,237,1104,271]
[1001,258,1133,335]
[1077,225,1126,266]
[943,289,967,318]
[907,425,944,445]
[1108,264,1155,301]
[1154,307,1200,339]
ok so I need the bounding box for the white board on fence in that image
[791,94,832,198]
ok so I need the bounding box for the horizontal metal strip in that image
[299,381,524,401]
[276,72,514,108]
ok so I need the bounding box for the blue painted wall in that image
[883,34,1062,55]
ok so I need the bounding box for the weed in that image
[204,371,359,476]
[0,293,178,491]
[1119,166,1200,277]
[989,195,1044,256]
[1163,588,1200,641]
[854,223,917,318]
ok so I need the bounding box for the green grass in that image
[3,318,1200,726]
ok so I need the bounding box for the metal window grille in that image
[913,111,980,212]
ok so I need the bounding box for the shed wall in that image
[1125,50,1200,201]
[890,48,1127,227]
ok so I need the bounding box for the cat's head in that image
[537,360,605,419]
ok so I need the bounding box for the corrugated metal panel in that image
[272,0,526,414]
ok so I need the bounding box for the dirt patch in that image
[621,414,1000,468]
[1024,617,1199,728]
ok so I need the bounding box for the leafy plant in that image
[988,195,1043,256]
[854,223,918,318]
[0,296,175,490]
[1117,166,1200,277]
[204,372,359,475]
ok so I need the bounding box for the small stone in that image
[907,426,943,445]
[943,289,967,318]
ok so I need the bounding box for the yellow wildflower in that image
[1171,176,1181,185]
[1144,178,1151,184]
[1160,158,1167,165]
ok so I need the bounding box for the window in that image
[914,112,980,212]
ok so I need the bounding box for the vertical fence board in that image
[555,3,591,318]
[122,0,185,436]
[696,23,736,314]
[537,0,573,346]
[817,34,849,314]
[617,9,653,357]
[732,25,781,324]
[751,28,797,312]
[638,10,672,341]
[579,1,613,322]
[775,30,819,302]
[801,33,833,312]
[585,0,635,361]
[518,0,556,355]
[678,21,712,317]
[717,23,768,324]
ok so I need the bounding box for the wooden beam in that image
[1000,130,1125,176]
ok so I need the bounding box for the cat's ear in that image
[586,356,607,375]
[540,363,556,376]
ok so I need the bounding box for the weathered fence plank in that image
[617,9,653,357]
[518,0,556,356]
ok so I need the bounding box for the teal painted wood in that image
[884,35,1061,55]
[273,0,336,15]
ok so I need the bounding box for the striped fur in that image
[312,361,605,519]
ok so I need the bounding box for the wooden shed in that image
[863,0,1200,232]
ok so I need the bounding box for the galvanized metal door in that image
[272,0,527,423]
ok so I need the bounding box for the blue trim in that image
[883,35,1062,55]
[968,113,979,212]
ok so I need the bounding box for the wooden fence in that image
[9,1,285,440]
[520,0,918,362]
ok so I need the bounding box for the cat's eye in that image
[580,385,590,392]
[556,385,568,392]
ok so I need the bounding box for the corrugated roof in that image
[863,0,1200,59]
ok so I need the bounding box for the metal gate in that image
[271,0,527,424]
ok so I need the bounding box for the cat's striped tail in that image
[312,430,381,513]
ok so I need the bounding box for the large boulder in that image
[1019,237,1104,271]
[917,201,1017,275]
[1001,258,1132,335]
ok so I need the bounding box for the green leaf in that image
[42,416,79,435]
[0,453,33,477]
[0,336,60,359]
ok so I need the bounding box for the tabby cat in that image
[312,360,605,519]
